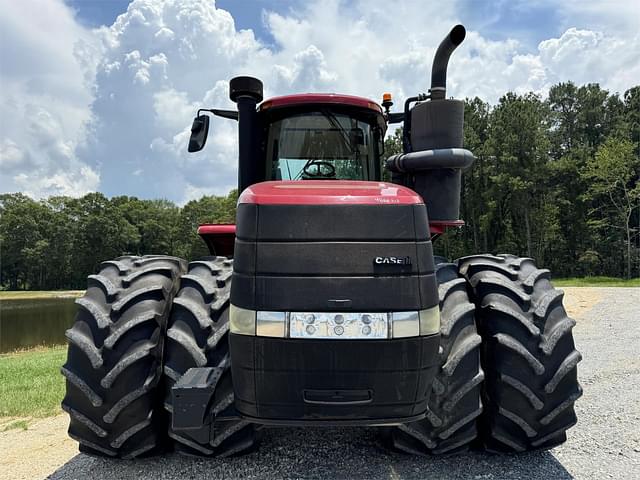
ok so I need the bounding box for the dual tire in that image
[61,255,186,458]
[62,256,257,459]
[391,254,582,454]
[459,254,583,452]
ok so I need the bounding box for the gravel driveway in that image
[47,287,640,479]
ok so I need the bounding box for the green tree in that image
[21,239,49,289]
[547,83,591,275]
[462,97,492,253]
[175,190,238,260]
[0,194,49,289]
[623,86,640,152]
[114,197,180,255]
[582,137,640,278]
[70,193,139,286]
[382,127,403,182]
[42,196,77,289]
[486,92,553,260]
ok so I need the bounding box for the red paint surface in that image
[238,181,424,206]
[198,224,236,256]
[197,224,236,235]
[429,220,465,235]
[260,94,382,113]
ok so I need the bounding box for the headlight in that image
[229,305,256,336]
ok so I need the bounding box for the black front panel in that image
[230,201,440,423]
[232,272,437,311]
[231,333,440,423]
[237,240,434,276]
[236,204,430,241]
[232,203,438,312]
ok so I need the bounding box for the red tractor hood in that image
[237,181,424,206]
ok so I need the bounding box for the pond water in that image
[0,298,77,353]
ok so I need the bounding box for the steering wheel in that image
[303,161,336,178]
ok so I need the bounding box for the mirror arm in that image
[198,108,239,121]
[386,112,405,124]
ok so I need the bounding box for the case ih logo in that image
[374,256,412,265]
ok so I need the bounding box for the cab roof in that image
[259,93,383,113]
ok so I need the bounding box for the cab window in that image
[266,111,377,181]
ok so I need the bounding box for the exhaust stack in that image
[430,25,466,100]
[386,25,474,222]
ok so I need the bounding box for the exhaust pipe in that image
[430,24,466,100]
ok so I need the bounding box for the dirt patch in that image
[0,415,76,480]
[561,287,605,319]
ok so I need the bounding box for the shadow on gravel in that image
[48,428,573,480]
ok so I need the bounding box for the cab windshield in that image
[266,111,378,181]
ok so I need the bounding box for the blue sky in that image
[64,0,570,51]
[66,0,131,26]
[66,0,291,44]
[1,0,638,202]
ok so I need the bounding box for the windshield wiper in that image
[322,109,353,153]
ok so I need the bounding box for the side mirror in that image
[188,115,210,152]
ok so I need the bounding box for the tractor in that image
[61,25,582,459]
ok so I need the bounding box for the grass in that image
[0,346,67,419]
[0,290,84,300]
[553,276,640,287]
[1,419,29,432]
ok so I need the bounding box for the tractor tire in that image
[389,260,484,455]
[163,258,258,457]
[61,255,186,458]
[458,254,582,452]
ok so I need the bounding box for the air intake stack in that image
[386,25,474,222]
[229,76,264,193]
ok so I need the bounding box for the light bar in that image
[229,305,440,339]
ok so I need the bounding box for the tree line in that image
[1,81,638,290]
[0,192,237,290]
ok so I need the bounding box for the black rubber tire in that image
[389,260,484,454]
[458,254,583,452]
[61,255,186,459]
[163,258,258,457]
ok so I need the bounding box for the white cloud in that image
[537,28,640,95]
[1,0,638,201]
[80,0,267,203]
[0,0,100,198]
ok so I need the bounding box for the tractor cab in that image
[189,89,387,187]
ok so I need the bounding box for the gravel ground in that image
[48,287,640,480]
